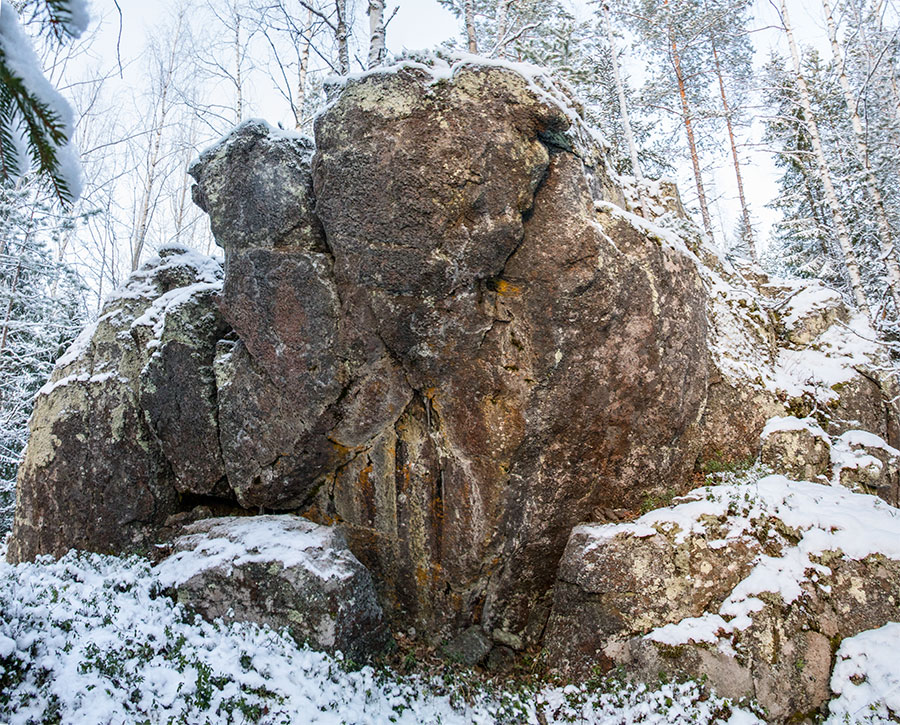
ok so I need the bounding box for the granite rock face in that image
[8,246,227,561]
[306,65,709,641]
[687,236,900,474]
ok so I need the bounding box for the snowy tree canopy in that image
[0,0,88,203]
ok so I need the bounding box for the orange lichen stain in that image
[299,504,339,527]
[415,565,430,588]
[494,279,521,296]
[358,460,373,489]
[328,440,355,458]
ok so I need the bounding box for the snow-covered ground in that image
[0,544,765,725]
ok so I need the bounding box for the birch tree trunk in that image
[781,0,871,315]
[465,0,478,54]
[296,8,313,129]
[367,0,386,69]
[130,13,185,271]
[603,3,642,185]
[234,11,243,122]
[494,0,509,56]
[711,38,756,260]
[335,0,350,74]
[822,0,900,314]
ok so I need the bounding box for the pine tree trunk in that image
[465,0,478,54]
[781,0,871,315]
[367,0,386,69]
[711,38,756,261]
[822,0,900,314]
[668,20,714,240]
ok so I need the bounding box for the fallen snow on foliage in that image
[826,622,900,723]
[0,545,764,724]
[575,471,900,648]
[156,515,358,588]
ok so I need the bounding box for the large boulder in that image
[8,247,228,561]
[306,63,708,641]
[181,62,712,644]
[156,515,389,661]
[544,474,900,721]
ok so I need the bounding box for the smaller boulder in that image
[760,416,831,481]
[772,281,848,346]
[156,515,390,662]
[831,430,900,506]
[441,626,492,667]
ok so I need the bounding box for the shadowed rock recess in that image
[8,59,900,718]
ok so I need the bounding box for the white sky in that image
[70,0,861,253]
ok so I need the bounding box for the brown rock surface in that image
[310,65,708,639]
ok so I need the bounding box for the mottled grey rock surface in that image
[157,515,389,661]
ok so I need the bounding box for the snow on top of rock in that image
[48,248,223,371]
[326,51,608,161]
[578,472,900,649]
[772,311,881,402]
[156,515,359,588]
[826,622,900,723]
[761,415,828,440]
[830,430,898,482]
[189,118,313,172]
[106,246,222,305]
[834,429,900,456]
[594,200,696,261]
[775,281,844,332]
[52,316,99,369]
[705,259,888,413]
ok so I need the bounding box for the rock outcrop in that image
[6,55,900,716]
[544,473,900,720]
[8,246,227,561]
[698,268,899,466]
